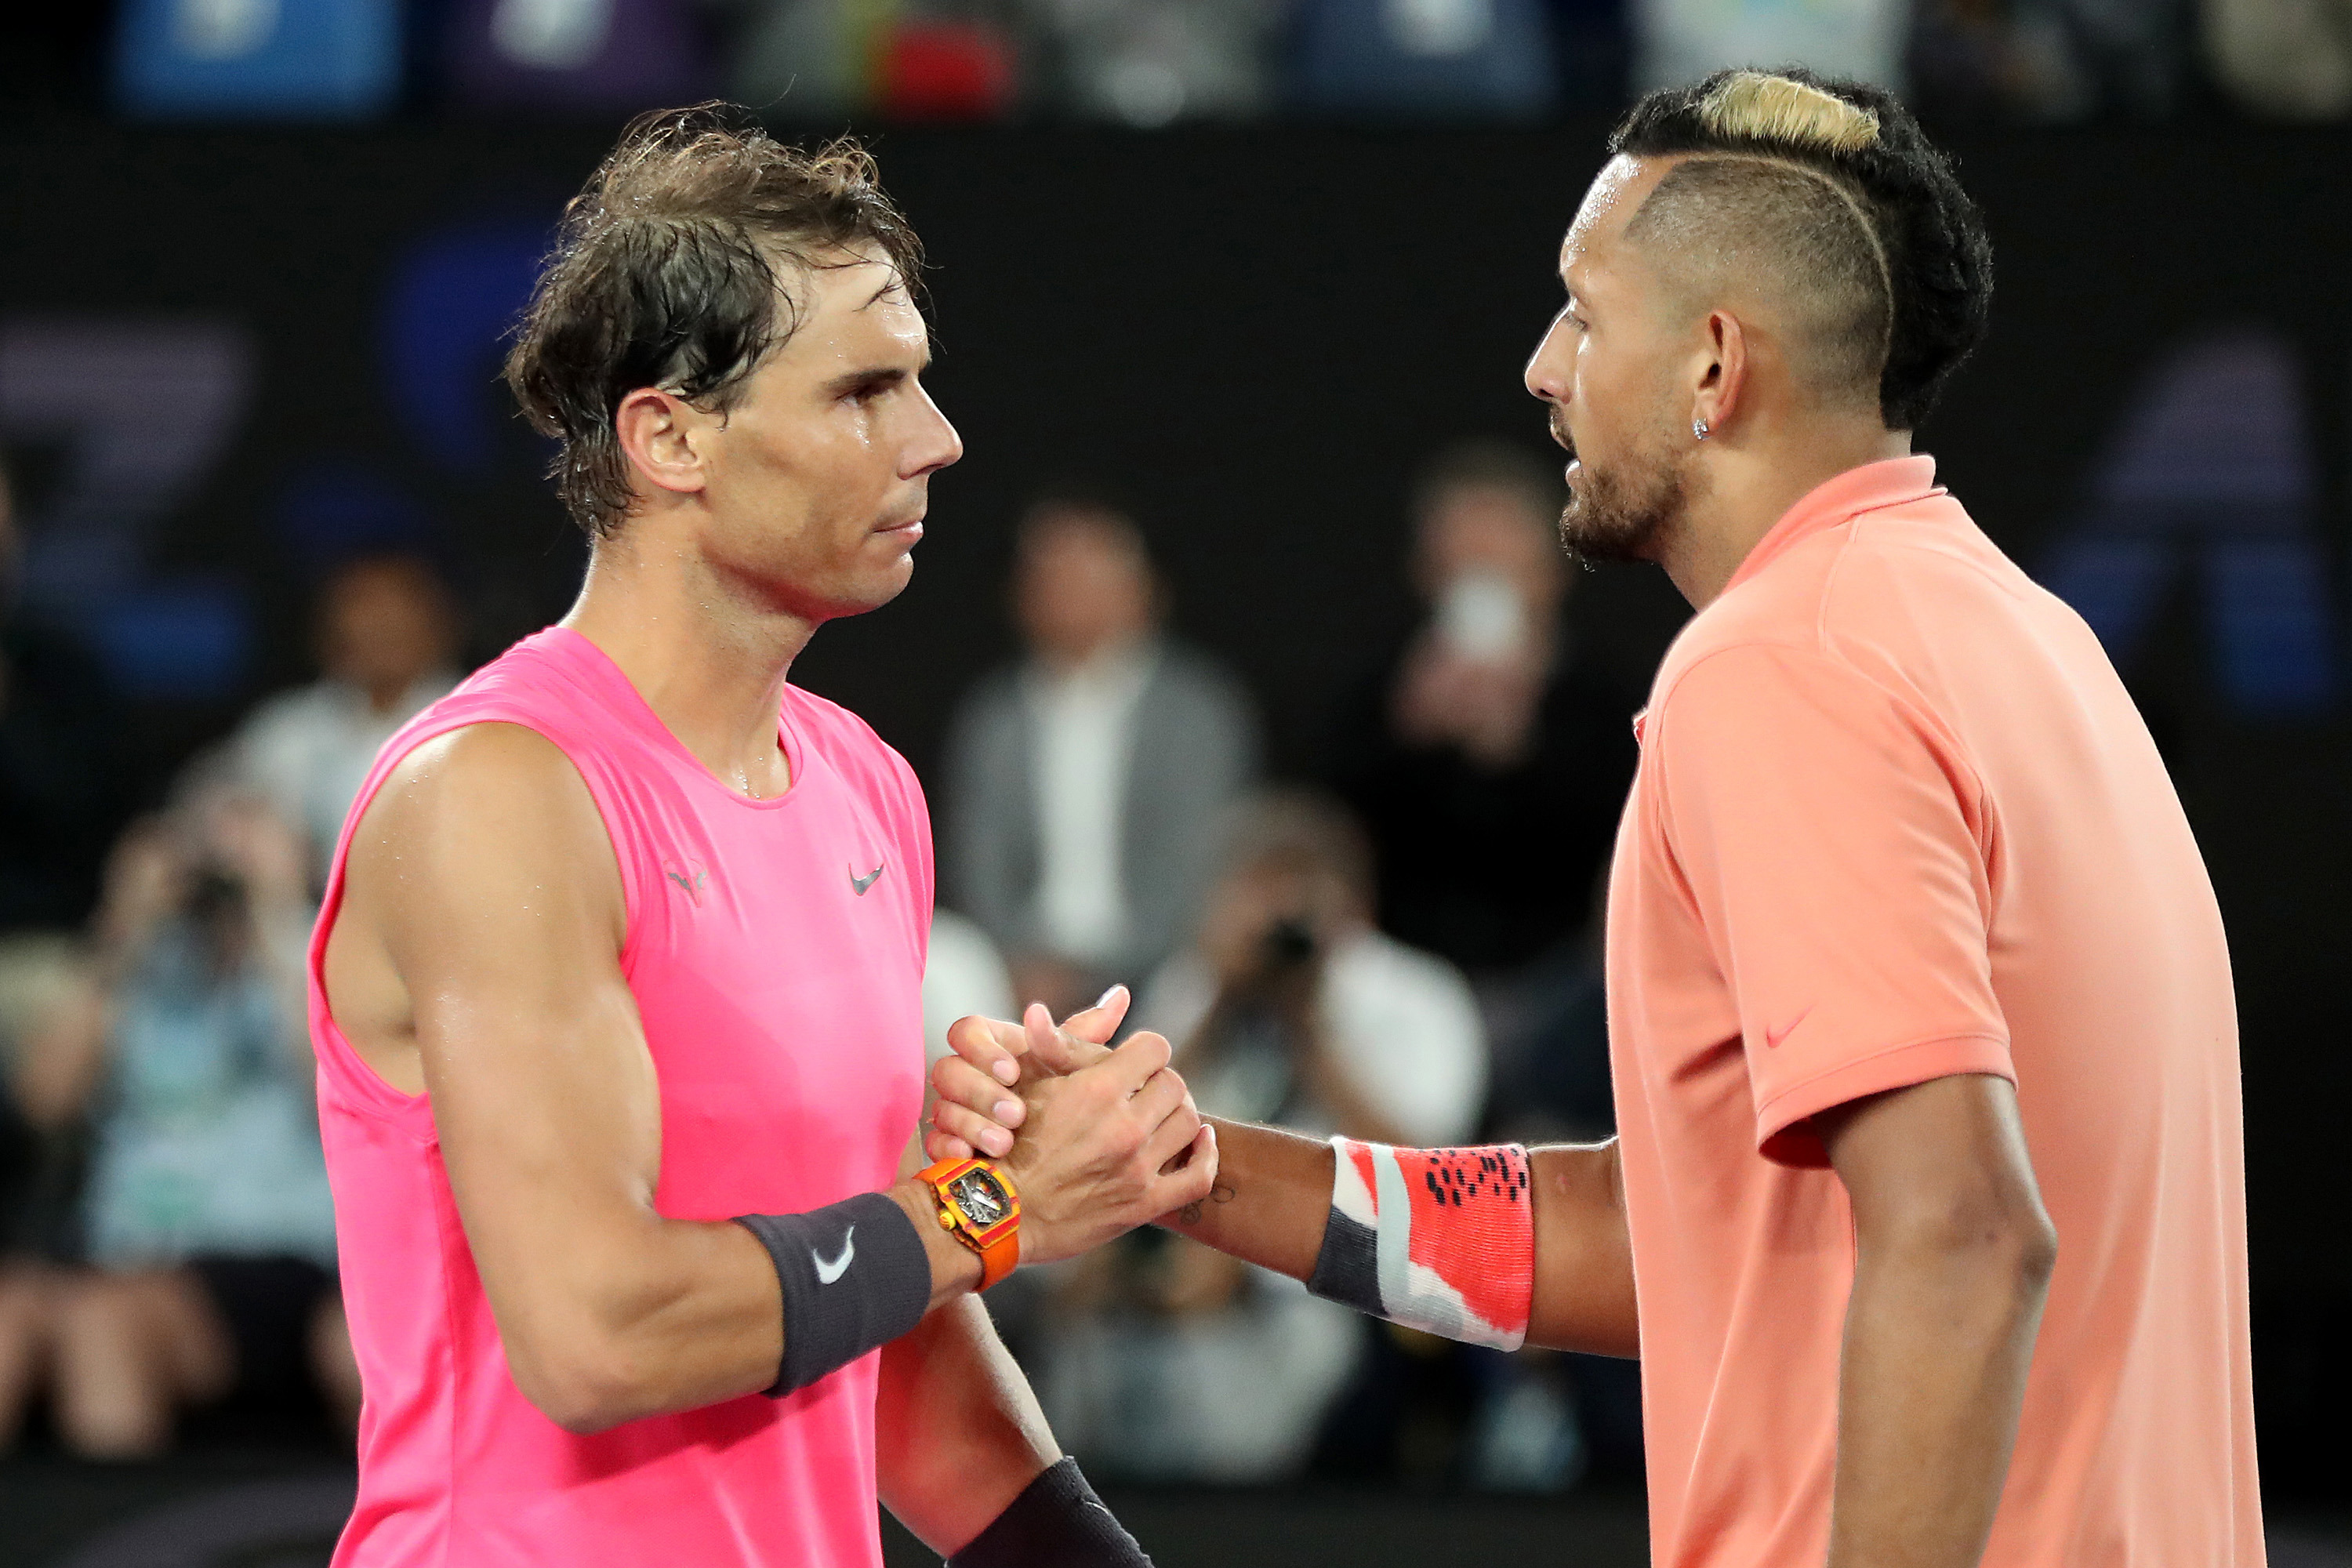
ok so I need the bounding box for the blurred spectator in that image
[1134,789,1486,1148]
[219,555,460,884]
[1632,0,1909,93]
[1,793,353,1457]
[1036,789,1484,1481]
[946,492,1258,1017]
[0,461,132,935]
[1324,442,1635,997]
[0,933,89,1452]
[1289,0,1562,118]
[2204,0,2352,116]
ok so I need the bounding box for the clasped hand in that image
[928,989,1214,1267]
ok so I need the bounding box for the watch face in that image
[949,1168,1010,1228]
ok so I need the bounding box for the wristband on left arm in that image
[946,1457,1150,1568]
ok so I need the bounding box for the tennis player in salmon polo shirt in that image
[308,109,1215,1567]
[931,71,2263,1568]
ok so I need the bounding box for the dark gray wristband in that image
[734,1190,930,1398]
[947,1458,1149,1568]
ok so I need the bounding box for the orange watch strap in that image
[920,1157,1021,1291]
[975,1226,1018,1291]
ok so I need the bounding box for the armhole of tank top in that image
[309,711,646,1129]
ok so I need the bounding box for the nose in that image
[906,383,964,478]
[1524,309,1573,405]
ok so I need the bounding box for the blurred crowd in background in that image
[6,0,2352,127]
[2,0,2337,1522]
[0,438,1646,1492]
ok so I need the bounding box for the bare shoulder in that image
[344,720,624,952]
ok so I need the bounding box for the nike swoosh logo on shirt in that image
[1764,1007,1815,1050]
[815,1227,855,1284]
[850,862,886,895]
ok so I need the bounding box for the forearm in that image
[1158,1116,1332,1279]
[1526,1142,1639,1357]
[505,1181,982,1432]
[1827,1234,2053,1568]
[875,1295,1058,1555]
[1158,1123,1637,1358]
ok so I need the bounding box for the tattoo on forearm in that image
[1174,1181,1237,1227]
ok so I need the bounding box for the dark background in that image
[2,118,2347,1510]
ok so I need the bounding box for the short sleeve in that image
[1654,644,2013,1166]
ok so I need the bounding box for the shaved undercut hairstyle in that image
[1610,70,1994,431]
[505,103,923,537]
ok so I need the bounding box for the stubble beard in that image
[1554,413,1693,570]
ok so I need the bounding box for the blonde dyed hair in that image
[1608,68,1995,430]
[1698,71,1881,155]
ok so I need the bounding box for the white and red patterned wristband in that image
[1305,1138,1536,1351]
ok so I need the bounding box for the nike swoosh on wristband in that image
[815,1228,855,1284]
[850,862,885,895]
[1764,1006,1815,1050]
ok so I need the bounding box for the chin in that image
[827,557,917,619]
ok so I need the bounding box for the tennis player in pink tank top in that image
[310,108,1215,1568]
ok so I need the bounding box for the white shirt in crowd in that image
[227,672,458,873]
[1023,641,1155,967]
[1139,927,1489,1148]
[922,909,1018,1068]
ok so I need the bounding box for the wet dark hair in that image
[1610,69,1994,431]
[505,103,924,537]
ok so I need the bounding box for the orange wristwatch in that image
[916,1156,1020,1290]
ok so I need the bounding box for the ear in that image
[1693,310,1749,438]
[613,388,715,501]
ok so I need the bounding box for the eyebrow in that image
[821,350,930,399]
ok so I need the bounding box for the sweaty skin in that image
[321,256,1214,1554]
[933,151,2057,1568]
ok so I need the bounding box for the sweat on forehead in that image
[1563,155,1659,262]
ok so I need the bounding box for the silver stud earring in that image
[1693,417,1710,441]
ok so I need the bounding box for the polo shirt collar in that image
[1721,454,1944,596]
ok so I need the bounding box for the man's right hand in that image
[936,1001,1213,1267]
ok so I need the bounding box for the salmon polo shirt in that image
[1607,456,2262,1568]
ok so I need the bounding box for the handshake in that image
[923,986,1220,1272]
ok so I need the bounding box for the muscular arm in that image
[1817,1073,2057,1568]
[325,724,982,1434]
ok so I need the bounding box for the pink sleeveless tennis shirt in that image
[309,627,931,1567]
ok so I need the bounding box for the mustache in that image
[1549,408,1577,462]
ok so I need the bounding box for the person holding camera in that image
[5,789,358,1456]
[1031,790,1485,1482]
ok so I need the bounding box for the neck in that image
[1037,628,1146,678]
[1657,416,1912,608]
[561,521,815,798]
